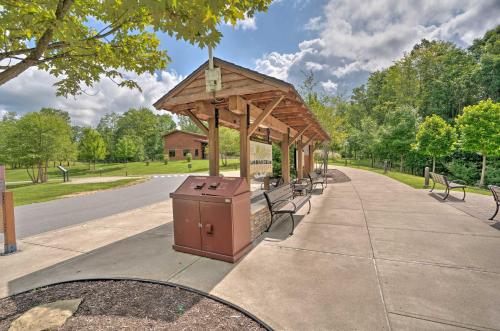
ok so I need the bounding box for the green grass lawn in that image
[331,160,491,196]
[8,178,142,206]
[5,159,240,183]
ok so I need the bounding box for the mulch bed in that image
[326,169,351,183]
[0,280,267,331]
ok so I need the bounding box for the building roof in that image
[154,57,330,143]
[162,130,208,140]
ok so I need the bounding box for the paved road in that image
[4,175,189,240]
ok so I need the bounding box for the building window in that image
[194,149,199,157]
[169,149,175,157]
[183,149,190,156]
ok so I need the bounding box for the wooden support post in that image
[239,109,250,183]
[309,144,315,173]
[281,132,290,183]
[297,139,303,180]
[2,191,16,254]
[208,116,219,176]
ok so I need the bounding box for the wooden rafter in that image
[289,124,311,145]
[303,134,317,146]
[248,95,284,137]
[185,108,208,134]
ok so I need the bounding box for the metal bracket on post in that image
[246,104,250,129]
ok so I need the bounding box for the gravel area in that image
[0,280,267,331]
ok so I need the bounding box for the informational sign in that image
[0,165,5,234]
[250,140,272,179]
[57,165,67,173]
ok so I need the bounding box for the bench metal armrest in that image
[451,179,466,185]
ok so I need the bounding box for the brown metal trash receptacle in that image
[170,176,251,263]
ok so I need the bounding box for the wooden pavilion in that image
[154,57,330,184]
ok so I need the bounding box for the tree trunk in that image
[400,154,404,172]
[43,160,49,182]
[480,154,487,187]
[93,160,96,170]
[432,157,436,173]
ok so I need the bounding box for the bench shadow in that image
[490,222,500,231]
[428,192,465,203]
[257,214,307,243]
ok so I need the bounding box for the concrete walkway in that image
[2,166,500,330]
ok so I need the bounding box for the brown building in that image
[163,130,208,160]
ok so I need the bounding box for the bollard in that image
[424,166,430,188]
[384,160,388,174]
[2,191,17,254]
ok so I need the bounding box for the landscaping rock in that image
[9,298,81,331]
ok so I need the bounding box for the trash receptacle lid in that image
[171,176,249,198]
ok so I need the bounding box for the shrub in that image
[163,153,169,165]
[186,152,192,163]
[445,159,479,184]
[485,165,500,186]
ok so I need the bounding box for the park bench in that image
[430,172,466,201]
[308,171,327,194]
[488,185,500,220]
[264,183,311,235]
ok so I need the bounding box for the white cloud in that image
[304,16,322,31]
[231,15,257,30]
[0,67,183,126]
[305,61,326,71]
[254,0,500,92]
[321,80,337,94]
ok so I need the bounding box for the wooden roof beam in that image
[248,96,284,137]
[303,134,317,146]
[289,124,311,145]
[193,101,241,127]
[185,108,209,135]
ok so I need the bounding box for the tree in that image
[470,26,500,102]
[78,128,106,170]
[0,0,271,94]
[379,105,420,172]
[9,110,72,183]
[115,108,173,160]
[219,127,239,166]
[456,99,500,186]
[96,112,122,160]
[178,115,204,134]
[415,115,457,172]
[115,135,143,162]
[0,112,18,167]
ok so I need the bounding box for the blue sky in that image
[159,0,324,74]
[1,0,499,125]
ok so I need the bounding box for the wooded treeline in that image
[307,26,499,187]
[0,107,178,182]
[0,106,242,183]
